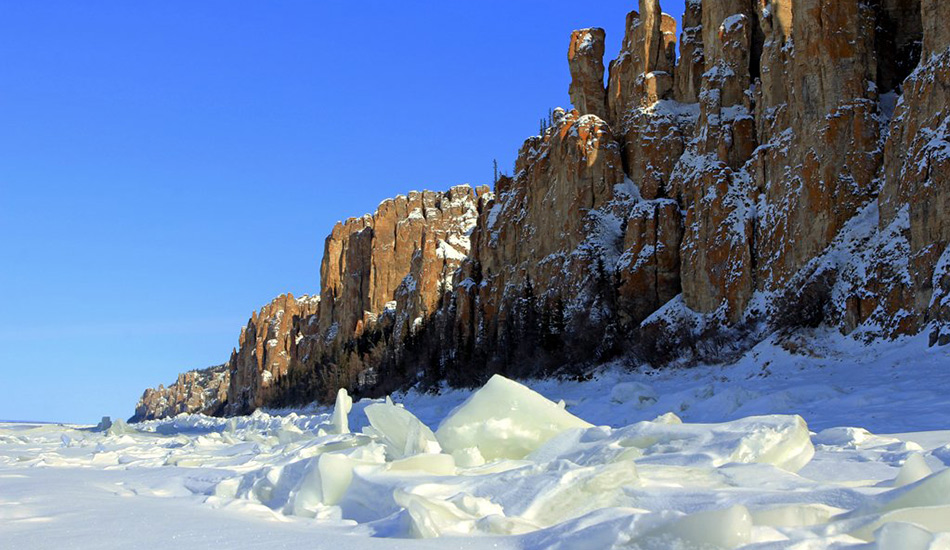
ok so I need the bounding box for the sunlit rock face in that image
[606,0,677,128]
[314,187,484,347]
[251,187,484,409]
[293,186,487,394]
[131,364,229,421]
[223,294,320,416]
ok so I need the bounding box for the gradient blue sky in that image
[0,1,686,423]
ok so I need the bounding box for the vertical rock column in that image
[673,1,758,321]
[607,0,687,199]
[675,0,705,104]
[753,0,884,292]
[568,28,608,120]
[225,294,321,415]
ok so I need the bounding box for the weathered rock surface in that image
[606,1,677,128]
[389,187,488,359]
[674,0,704,104]
[672,4,758,321]
[607,2,688,200]
[131,364,229,421]
[456,109,624,340]
[225,294,320,415]
[753,0,883,298]
[873,0,950,343]
[568,28,608,120]
[314,187,484,345]
[617,199,683,326]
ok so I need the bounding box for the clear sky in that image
[0,1,687,423]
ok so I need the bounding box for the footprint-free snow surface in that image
[3,331,950,549]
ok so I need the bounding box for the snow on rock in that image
[434,374,594,461]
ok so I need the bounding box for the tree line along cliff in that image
[133,0,950,421]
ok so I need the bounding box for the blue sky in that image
[0,1,686,423]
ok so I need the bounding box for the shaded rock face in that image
[871,0,950,343]
[568,28,608,120]
[225,294,320,415]
[670,3,758,320]
[132,364,229,421]
[874,0,923,93]
[617,199,683,326]
[753,0,883,298]
[446,110,626,372]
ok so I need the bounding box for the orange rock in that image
[568,28,608,120]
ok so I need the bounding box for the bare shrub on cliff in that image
[771,269,836,333]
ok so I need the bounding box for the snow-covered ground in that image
[2,330,950,549]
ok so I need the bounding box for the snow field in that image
[2,330,950,549]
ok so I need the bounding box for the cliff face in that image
[131,364,229,421]
[225,187,488,414]
[311,186,486,350]
[224,294,320,415]
[443,109,629,378]
[868,0,950,344]
[135,0,950,420]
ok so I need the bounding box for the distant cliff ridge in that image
[135,0,950,420]
[132,364,228,421]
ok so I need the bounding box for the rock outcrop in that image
[135,0,950,420]
[131,364,229,421]
[617,199,683,326]
[239,187,487,409]
[313,187,484,349]
[224,294,320,415]
[608,1,687,200]
[606,0,677,129]
[674,0,704,104]
[568,28,608,120]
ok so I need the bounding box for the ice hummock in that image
[363,397,441,459]
[435,374,593,461]
[4,333,950,550]
[330,388,353,434]
[192,374,829,543]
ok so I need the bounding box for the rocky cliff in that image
[135,0,949,420]
[131,364,229,421]
[224,294,320,415]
